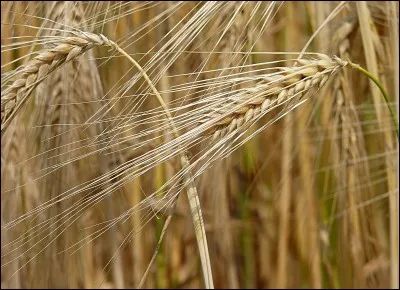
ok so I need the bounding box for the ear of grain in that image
[1,31,113,132]
[202,55,347,142]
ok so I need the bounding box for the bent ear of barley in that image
[1,32,113,132]
[202,56,348,141]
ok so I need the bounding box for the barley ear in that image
[1,32,113,133]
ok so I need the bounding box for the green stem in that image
[349,61,399,139]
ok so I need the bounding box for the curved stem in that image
[349,61,399,139]
[110,42,214,288]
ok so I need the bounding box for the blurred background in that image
[1,1,398,288]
